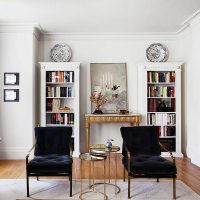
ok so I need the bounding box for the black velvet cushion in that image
[34,127,72,156]
[27,154,72,173]
[122,155,176,176]
[120,126,161,156]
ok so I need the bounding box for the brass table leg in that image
[80,159,82,199]
[115,153,117,194]
[104,159,106,200]
[91,152,120,194]
[92,161,94,191]
[85,117,90,152]
[108,152,110,183]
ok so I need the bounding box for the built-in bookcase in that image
[138,62,182,157]
[39,62,80,157]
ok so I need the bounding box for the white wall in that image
[0,26,39,159]
[39,34,181,152]
[1,24,200,164]
[180,16,200,166]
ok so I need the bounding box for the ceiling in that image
[0,0,200,33]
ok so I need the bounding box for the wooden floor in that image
[0,155,200,196]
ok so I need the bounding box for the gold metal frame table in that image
[85,114,141,151]
[90,144,121,194]
[79,153,108,200]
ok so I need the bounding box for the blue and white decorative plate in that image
[146,43,169,62]
[50,43,72,62]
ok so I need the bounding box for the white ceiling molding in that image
[0,23,42,41]
[40,32,178,41]
[180,9,200,27]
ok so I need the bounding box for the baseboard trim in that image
[0,147,28,159]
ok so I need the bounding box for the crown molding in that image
[40,32,179,41]
[0,23,42,40]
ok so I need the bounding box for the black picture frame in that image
[4,89,19,102]
[4,73,19,85]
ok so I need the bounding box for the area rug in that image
[0,179,199,200]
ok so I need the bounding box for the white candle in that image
[102,74,105,90]
[111,74,113,88]
[105,73,107,88]
[100,78,102,90]
[108,72,110,89]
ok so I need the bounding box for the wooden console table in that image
[85,114,141,151]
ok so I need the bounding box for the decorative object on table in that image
[4,72,19,85]
[146,43,169,62]
[90,63,127,113]
[59,106,71,112]
[50,43,72,62]
[4,89,19,102]
[90,91,108,114]
[119,109,129,114]
[105,139,114,150]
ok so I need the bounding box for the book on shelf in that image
[158,126,176,137]
[46,71,74,83]
[148,86,175,97]
[52,99,60,112]
[46,99,53,112]
[147,113,176,125]
[50,113,75,125]
[147,71,176,83]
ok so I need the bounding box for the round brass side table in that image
[79,153,108,200]
[90,144,120,194]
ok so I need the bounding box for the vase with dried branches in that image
[90,92,108,114]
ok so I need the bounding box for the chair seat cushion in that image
[27,154,72,173]
[122,155,176,177]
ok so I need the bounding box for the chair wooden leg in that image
[173,178,176,199]
[123,167,126,182]
[128,175,131,199]
[157,178,159,182]
[69,174,72,197]
[37,176,39,181]
[26,174,29,197]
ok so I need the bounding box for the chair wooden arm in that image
[26,144,35,164]
[159,142,176,165]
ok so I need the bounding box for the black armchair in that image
[26,126,73,197]
[120,126,177,199]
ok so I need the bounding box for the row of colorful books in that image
[148,98,175,112]
[46,86,74,97]
[46,71,74,83]
[147,113,176,125]
[147,71,175,83]
[48,113,74,125]
[148,86,175,97]
[158,126,176,137]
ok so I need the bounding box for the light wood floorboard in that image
[0,155,200,195]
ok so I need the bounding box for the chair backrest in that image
[34,126,72,156]
[120,126,161,156]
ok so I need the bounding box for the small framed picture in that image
[4,89,19,102]
[4,73,19,85]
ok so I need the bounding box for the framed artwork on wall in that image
[90,63,127,114]
[4,73,19,85]
[4,89,19,102]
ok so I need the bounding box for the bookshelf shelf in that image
[40,62,80,157]
[46,97,75,99]
[46,124,75,127]
[138,62,182,157]
[46,111,74,114]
